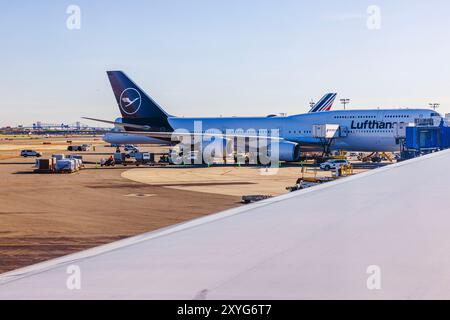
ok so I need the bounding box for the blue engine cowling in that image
[277,141,301,162]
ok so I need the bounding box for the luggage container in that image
[55,159,76,173]
[52,154,65,161]
[113,152,125,164]
[135,152,155,165]
[34,158,56,173]
[35,159,51,170]
[73,158,82,170]
[67,155,83,161]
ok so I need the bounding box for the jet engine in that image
[276,141,301,162]
[246,141,301,163]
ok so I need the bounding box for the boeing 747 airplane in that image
[84,71,442,162]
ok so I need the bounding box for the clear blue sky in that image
[1,0,450,126]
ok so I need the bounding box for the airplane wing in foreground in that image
[1,150,450,299]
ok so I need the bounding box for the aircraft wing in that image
[84,117,285,141]
[1,150,450,299]
[82,117,152,131]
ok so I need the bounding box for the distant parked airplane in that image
[309,93,337,113]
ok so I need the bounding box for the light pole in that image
[429,103,440,111]
[340,98,350,110]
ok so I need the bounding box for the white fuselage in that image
[104,108,441,152]
[167,109,441,152]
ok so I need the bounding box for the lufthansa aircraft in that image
[85,71,442,161]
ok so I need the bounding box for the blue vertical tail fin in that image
[107,71,173,131]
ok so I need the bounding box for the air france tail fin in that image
[309,93,337,113]
[107,71,173,131]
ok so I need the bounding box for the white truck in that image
[320,159,349,171]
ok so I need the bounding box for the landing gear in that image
[320,138,335,157]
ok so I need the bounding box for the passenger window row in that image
[385,115,409,118]
[334,115,376,119]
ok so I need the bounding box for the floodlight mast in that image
[340,98,350,110]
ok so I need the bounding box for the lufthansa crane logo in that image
[119,88,142,115]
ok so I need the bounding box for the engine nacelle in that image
[103,132,168,145]
[247,141,301,163]
[277,141,301,162]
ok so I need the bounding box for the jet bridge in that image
[312,124,345,155]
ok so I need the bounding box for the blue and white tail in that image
[107,71,173,131]
[309,93,337,113]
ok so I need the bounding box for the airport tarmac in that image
[0,136,239,273]
[0,135,375,274]
[122,165,367,196]
[0,135,105,160]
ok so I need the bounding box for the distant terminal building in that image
[1,121,111,135]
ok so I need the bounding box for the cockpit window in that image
[431,112,440,117]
